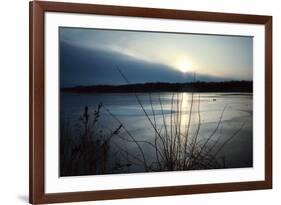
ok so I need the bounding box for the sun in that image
[176,59,192,73]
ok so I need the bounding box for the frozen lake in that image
[60,92,253,175]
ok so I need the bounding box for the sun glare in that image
[176,59,192,73]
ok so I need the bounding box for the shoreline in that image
[61,81,253,94]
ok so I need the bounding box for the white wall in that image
[0,0,279,204]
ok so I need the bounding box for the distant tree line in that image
[61,81,253,93]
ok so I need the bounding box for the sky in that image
[59,27,253,87]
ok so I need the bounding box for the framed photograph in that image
[29,1,272,204]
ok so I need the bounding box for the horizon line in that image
[61,80,253,89]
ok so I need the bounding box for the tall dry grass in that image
[60,104,123,176]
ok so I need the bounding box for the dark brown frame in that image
[29,1,272,204]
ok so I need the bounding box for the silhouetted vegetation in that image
[60,104,124,176]
[61,81,253,93]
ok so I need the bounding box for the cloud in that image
[60,41,229,87]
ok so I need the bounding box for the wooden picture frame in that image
[29,1,272,204]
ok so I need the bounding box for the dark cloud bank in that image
[60,41,231,88]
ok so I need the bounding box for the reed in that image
[60,104,123,176]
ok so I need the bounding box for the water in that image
[60,92,253,175]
